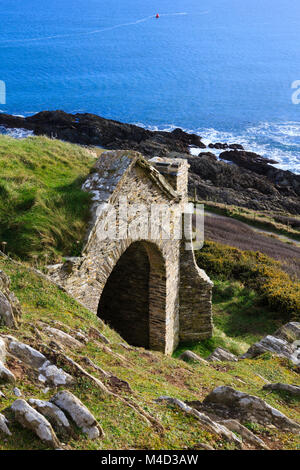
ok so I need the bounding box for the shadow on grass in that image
[174,279,282,359]
[212,280,281,341]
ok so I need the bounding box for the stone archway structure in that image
[49,150,213,354]
[98,240,167,350]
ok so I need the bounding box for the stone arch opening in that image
[97,241,167,351]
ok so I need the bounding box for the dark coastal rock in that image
[208,143,244,150]
[1,110,299,214]
[220,149,279,168]
[197,152,217,160]
[0,111,205,157]
[219,150,300,198]
[208,142,228,149]
[228,144,244,150]
[177,148,299,214]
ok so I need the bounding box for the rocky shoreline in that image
[0,110,206,156]
[0,110,299,214]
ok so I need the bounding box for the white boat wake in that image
[0,12,208,46]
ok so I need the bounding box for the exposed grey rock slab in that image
[218,419,269,449]
[0,413,11,436]
[8,339,47,369]
[0,361,15,383]
[241,335,295,360]
[89,327,110,344]
[203,386,300,433]
[28,398,71,434]
[156,396,241,446]
[11,399,60,448]
[0,291,17,328]
[0,270,22,327]
[274,322,300,343]
[178,350,208,365]
[0,338,6,362]
[51,390,104,439]
[4,336,75,387]
[38,361,75,387]
[41,325,83,350]
[207,347,238,362]
[263,383,300,397]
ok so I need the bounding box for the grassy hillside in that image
[0,135,97,262]
[0,137,299,450]
[0,255,299,451]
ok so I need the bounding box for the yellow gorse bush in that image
[196,241,300,321]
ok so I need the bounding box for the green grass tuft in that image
[0,135,97,263]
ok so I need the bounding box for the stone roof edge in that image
[82,152,181,254]
[134,156,180,202]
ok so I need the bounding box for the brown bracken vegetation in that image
[204,215,300,279]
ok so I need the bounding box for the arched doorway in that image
[97,241,166,350]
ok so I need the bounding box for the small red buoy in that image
[156,13,160,18]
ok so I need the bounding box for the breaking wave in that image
[136,121,300,174]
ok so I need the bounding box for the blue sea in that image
[1,0,300,173]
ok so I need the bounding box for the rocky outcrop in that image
[1,110,300,214]
[13,387,22,397]
[178,350,208,365]
[207,347,238,362]
[0,413,11,436]
[38,361,75,387]
[241,323,300,364]
[6,337,48,369]
[217,419,269,449]
[11,399,60,449]
[203,386,300,433]
[88,326,110,344]
[1,335,74,387]
[39,324,84,350]
[219,150,300,198]
[0,338,6,362]
[0,111,205,156]
[28,399,71,435]
[0,271,22,328]
[241,335,295,360]
[0,337,15,384]
[0,362,15,383]
[274,322,300,343]
[156,396,242,447]
[262,383,300,397]
[208,143,244,150]
[5,387,105,447]
[187,153,300,214]
[50,390,104,439]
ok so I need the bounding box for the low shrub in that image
[196,241,300,321]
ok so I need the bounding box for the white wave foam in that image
[135,121,300,174]
[0,126,33,139]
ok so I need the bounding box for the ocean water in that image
[1,0,300,173]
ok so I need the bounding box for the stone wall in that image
[179,244,213,342]
[49,150,213,354]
